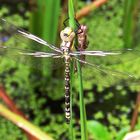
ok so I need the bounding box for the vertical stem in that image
[69,62,75,140]
[30,0,60,71]
[68,1,76,140]
[68,0,88,140]
[123,0,139,48]
[130,92,140,131]
[76,62,88,140]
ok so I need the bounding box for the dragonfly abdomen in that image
[65,61,71,123]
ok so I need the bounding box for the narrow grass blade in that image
[68,0,88,140]
[41,0,60,44]
[68,1,76,140]
[69,62,75,140]
[29,0,61,77]
[123,0,139,48]
[68,1,77,140]
[30,0,60,44]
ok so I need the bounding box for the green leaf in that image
[87,120,111,140]
[115,127,129,140]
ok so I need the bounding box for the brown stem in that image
[76,0,108,20]
[0,104,53,140]
[130,92,140,131]
[0,85,26,117]
[0,85,38,140]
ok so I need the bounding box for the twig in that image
[0,104,54,140]
[0,85,38,140]
[130,92,140,131]
[76,0,108,20]
[0,85,26,117]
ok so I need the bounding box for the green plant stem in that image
[30,0,60,43]
[68,0,88,140]
[69,63,75,140]
[77,62,88,140]
[68,1,76,140]
[30,0,60,77]
[123,0,139,48]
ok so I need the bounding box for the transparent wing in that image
[19,51,61,58]
[0,45,64,70]
[0,18,62,53]
[73,56,140,87]
[70,48,140,66]
[0,18,64,70]
[70,50,121,56]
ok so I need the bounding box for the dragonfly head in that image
[60,27,75,42]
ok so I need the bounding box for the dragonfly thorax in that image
[60,27,75,42]
[60,27,75,51]
[61,46,71,61]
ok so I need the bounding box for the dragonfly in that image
[0,18,140,123]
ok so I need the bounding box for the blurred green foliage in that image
[87,120,111,140]
[0,0,140,140]
[0,118,27,140]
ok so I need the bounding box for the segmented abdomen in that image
[65,61,70,123]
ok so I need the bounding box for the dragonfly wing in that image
[70,48,140,66]
[19,51,61,58]
[0,18,64,70]
[0,18,62,53]
[73,57,140,87]
[0,45,64,70]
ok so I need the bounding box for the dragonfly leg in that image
[63,17,81,33]
[73,56,111,75]
[73,57,134,78]
[63,17,69,27]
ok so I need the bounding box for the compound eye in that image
[64,33,68,37]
